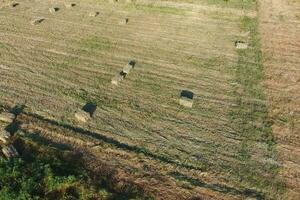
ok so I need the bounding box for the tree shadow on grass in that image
[169,171,265,199]
[23,111,203,171]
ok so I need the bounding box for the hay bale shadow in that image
[129,60,136,68]
[31,18,45,25]
[235,41,248,49]
[122,60,136,74]
[5,104,25,134]
[82,102,97,117]
[49,7,59,13]
[179,90,194,108]
[89,11,100,17]
[10,104,25,115]
[120,71,127,78]
[180,90,194,99]
[65,3,76,8]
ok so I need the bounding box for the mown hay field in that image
[0,0,286,199]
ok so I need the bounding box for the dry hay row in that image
[0,8,243,55]
[92,109,243,152]
[0,79,71,109]
[0,88,67,115]
[129,0,257,17]
[0,71,79,113]
[0,22,240,66]
[89,105,234,145]
[0,61,86,93]
[129,67,231,93]
[0,61,239,147]
[0,21,253,70]
[0,61,88,92]
[0,39,237,109]
[100,92,233,131]
[0,51,237,135]
[79,93,239,162]
[0,0,251,36]
[11,46,118,78]
[18,1,244,35]
[118,0,246,14]
[0,7,241,44]
[0,42,113,79]
[0,29,240,75]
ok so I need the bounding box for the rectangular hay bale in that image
[235,41,248,49]
[179,97,193,108]
[122,60,135,74]
[179,90,194,108]
[111,73,125,85]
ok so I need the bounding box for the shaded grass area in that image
[0,137,152,200]
[228,16,285,198]
[0,139,110,199]
[0,42,5,48]
[16,111,268,199]
[169,171,264,199]
[22,111,204,171]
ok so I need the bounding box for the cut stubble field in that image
[0,0,296,199]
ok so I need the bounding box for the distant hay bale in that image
[65,3,76,8]
[49,7,59,13]
[122,60,136,74]
[31,18,45,25]
[89,11,100,17]
[0,112,15,123]
[179,90,194,108]
[235,41,248,49]
[109,0,118,3]
[0,130,11,144]
[2,145,19,159]
[10,2,19,8]
[120,18,129,25]
[75,110,90,123]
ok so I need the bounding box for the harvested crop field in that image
[0,0,299,199]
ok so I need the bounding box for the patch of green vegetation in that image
[187,56,227,71]
[61,88,90,103]
[206,0,256,9]
[0,140,108,199]
[80,37,113,53]
[192,0,256,9]
[49,62,70,70]
[228,16,285,198]
[159,0,256,9]
[125,4,185,15]
[0,42,5,48]
[0,138,152,199]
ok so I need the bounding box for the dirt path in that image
[258,0,300,199]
